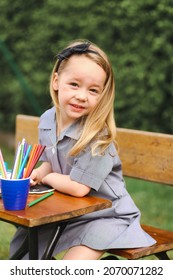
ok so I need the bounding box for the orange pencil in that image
[23,144,37,178]
[23,145,45,178]
[25,145,45,177]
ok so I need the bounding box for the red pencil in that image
[23,145,45,178]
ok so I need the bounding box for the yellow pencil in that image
[0,149,7,178]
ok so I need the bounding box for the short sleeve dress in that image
[10,107,156,258]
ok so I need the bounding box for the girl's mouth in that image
[71,104,84,109]
[70,104,85,111]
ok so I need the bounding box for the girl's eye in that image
[90,88,99,95]
[70,82,78,87]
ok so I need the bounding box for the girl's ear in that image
[52,73,59,91]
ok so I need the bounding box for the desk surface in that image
[0,191,112,227]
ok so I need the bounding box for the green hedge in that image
[0,0,173,133]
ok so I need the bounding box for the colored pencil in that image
[27,191,54,207]
[23,144,45,178]
[18,138,25,172]
[0,149,7,178]
[17,145,32,179]
[11,143,22,179]
[27,145,45,175]
[2,139,45,180]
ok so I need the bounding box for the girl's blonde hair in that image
[50,39,117,156]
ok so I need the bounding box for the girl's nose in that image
[75,90,88,101]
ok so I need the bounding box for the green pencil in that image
[28,191,54,207]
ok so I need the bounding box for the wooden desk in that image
[0,191,112,259]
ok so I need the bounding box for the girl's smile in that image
[70,103,86,112]
[53,55,106,130]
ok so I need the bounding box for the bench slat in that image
[116,128,173,186]
[15,114,39,148]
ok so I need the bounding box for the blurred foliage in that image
[0,0,173,133]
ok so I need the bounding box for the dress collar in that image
[39,107,82,141]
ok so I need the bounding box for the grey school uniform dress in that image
[10,107,156,258]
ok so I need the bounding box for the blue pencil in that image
[17,145,32,179]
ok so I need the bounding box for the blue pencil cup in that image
[1,178,30,210]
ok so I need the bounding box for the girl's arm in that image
[30,162,52,185]
[42,172,91,197]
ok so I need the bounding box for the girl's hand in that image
[30,162,52,186]
[30,169,41,186]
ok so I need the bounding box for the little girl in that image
[10,39,156,260]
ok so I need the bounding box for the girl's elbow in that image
[72,185,90,198]
[72,190,87,198]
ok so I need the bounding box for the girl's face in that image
[53,55,106,130]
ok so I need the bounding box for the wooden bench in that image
[15,114,173,260]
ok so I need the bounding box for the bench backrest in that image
[16,114,173,186]
[16,114,39,146]
[116,128,173,186]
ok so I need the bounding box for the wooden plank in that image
[15,114,39,148]
[116,128,173,185]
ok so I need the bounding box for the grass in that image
[126,178,173,231]
[0,145,173,260]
